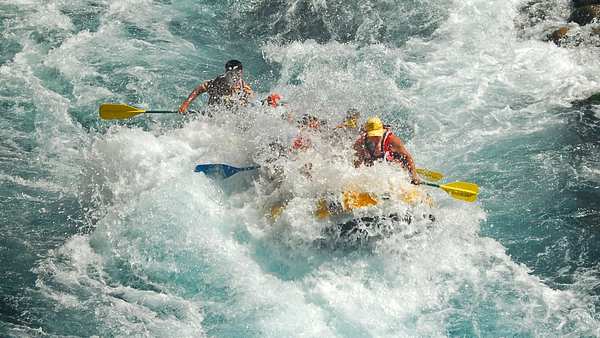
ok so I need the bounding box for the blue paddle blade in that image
[194,164,259,179]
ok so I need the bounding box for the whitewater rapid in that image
[1,0,600,336]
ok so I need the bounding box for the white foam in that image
[10,0,599,335]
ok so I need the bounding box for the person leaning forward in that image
[178,60,255,113]
[353,117,420,185]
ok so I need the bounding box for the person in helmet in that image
[353,116,420,184]
[178,59,255,113]
[263,93,283,107]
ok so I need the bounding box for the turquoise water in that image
[1,0,600,336]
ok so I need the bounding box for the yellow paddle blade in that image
[416,168,444,182]
[342,191,378,211]
[99,103,146,120]
[439,181,479,203]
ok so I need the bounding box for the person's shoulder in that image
[205,75,226,88]
[388,132,406,146]
[212,74,227,82]
[201,77,215,87]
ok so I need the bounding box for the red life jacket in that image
[363,129,407,165]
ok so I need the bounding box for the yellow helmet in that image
[365,117,384,137]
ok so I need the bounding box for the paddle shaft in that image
[421,182,441,188]
[196,163,441,180]
[143,111,178,114]
[236,165,260,172]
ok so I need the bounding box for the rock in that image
[584,93,600,104]
[569,4,600,26]
[573,0,600,8]
[550,26,571,45]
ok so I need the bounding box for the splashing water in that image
[1,0,600,336]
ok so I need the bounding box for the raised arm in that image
[179,81,209,113]
[389,134,420,184]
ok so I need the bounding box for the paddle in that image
[416,168,443,182]
[99,103,178,120]
[100,97,277,120]
[420,181,479,203]
[195,163,443,182]
[194,164,259,179]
